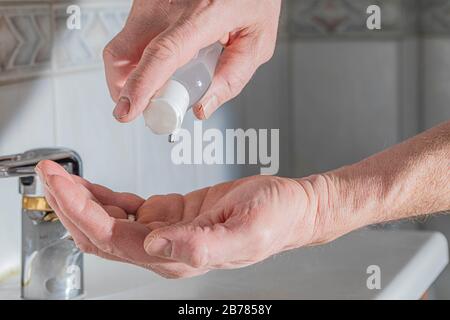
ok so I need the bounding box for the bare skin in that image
[36,121,450,279]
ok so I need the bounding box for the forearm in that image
[300,121,450,244]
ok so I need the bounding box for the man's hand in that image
[35,121,450,279]
[35,160,328,279]
[104,0,281,122]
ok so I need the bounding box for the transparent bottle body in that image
[172,43,222,107]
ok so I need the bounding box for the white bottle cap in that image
[143,80,190,135]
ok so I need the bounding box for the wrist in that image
[295,168,382,246]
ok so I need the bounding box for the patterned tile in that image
[0,1,130,82]
[3,0,450,83]
[52,2,130,71]
[288,0,417,38]
[420,0,450,35]
[0,4,51,82]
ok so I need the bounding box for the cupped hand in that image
[105,0,281,122]
[36,160,328,279]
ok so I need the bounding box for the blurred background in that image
[0,0,449,298]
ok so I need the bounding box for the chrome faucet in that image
[0,148,84,300]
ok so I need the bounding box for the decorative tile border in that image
[288,0,418,38]
[0,4,52,82]
[53,2,130,71]
[0,1,130,83]
[2,0,450,83]
[420,0,450,35]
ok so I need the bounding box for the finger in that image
[104,205,128,220]
[46,174,170,265]
[137,194,184,225]
[36,160,76,182]
[136,188,209,225]
[37,161,100,206]
[143,214,260,269]
[71,175,144,215]
[103,44,136,103]
[103,23,165,103]
[114,17,222,123]
[193,36,262,120]
[37,160,143,218]
[146,221,170,231]
[37,173,126,263]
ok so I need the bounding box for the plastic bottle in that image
[143,43,223,142]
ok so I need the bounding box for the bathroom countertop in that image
[1,230,448,300]
[98,230,449,300]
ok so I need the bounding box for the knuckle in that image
[76,242,97,255]
[222,72,249,98]
[261,46,276,64]
[96,220,115,254]
[162,271,186,279]
[149,265,187,279]
[122,73,145,97]
[146,36,180,62]
[103,31,129,61]
[103,37,122,61]
[146,194,166,205]
[252,226,273,254]
[184,236,208,268]
[102,42,114,61]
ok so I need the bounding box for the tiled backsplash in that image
[289,0,418,37]
[53,1,130,70]
[2,0,450,83]
[0,4,52,82]
[0,1,130,83]
[290,0,450,38]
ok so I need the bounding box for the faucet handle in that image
[0,148,82,178]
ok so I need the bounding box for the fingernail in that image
[202,95,218,119]
[145,237,172,258]
[113,97,131,120]
[193,104,206,120]
[35,166,47,186]
[34,165,42,177]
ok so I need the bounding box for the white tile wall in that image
[291,40,400,176]
[422,38,450,129]
[239,41,292,177]
[53,69,138,193]
[0,77,55,271]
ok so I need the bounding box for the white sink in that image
[0,256,155,300]
[1,230,448,300]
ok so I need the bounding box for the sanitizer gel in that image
[143,43,222,141]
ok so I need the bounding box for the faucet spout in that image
[0,148,84,300]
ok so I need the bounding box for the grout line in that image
[50,2,58,146]
[397,40,404,143]
[417,36,426,133]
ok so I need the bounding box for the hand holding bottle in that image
[105,0,282,123]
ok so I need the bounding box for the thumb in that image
[144,218,257,269]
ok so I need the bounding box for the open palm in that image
[36,160,318,279]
